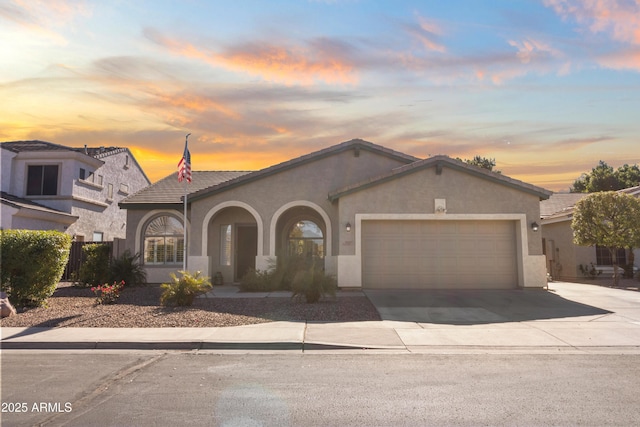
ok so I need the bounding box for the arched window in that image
[288,220,324,259]
[143,215,184,265]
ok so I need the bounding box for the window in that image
[119,183,129,194]
[97,175,103,186]
[79,168,86,180]
[92,232,104,242]
[596,246,626,266]
[144,215,184,265]
[220,225,232,266]
[288,220,324,259]
[27,165,58,195]
[107,183,113,199]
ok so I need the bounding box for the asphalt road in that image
[2,352,640,426]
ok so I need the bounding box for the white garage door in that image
[362,220,518,289]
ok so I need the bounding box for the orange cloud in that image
[144,28,358,85]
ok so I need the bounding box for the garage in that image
[362,219,518,289]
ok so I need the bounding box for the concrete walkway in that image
[2,282,640,353]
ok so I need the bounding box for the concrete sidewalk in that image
[2,282,640,353]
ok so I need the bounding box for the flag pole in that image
[183,133,191,271]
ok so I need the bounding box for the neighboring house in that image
[540,186,640,281]
[1,140,150,241]
[121,139,551,289]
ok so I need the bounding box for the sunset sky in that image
[2,0,639,191]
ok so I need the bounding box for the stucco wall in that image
[189,148,408,259]
[66,150,149,240]
[337,165,543,257]
[542,219,598,281]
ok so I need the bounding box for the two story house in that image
[1,140,150,241]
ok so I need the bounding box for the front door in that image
[235,225,257,282]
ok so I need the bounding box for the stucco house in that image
[541,186,640,281]
[1,140,150,241]
[121,139,551,288]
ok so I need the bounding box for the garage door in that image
[362,220,517,289]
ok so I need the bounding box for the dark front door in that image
[235,225,258,281]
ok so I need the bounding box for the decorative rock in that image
[0,291,17,318]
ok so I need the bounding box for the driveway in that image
[364,281,640,324]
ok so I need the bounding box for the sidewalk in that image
[2,282,640,353]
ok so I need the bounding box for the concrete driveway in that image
[364,281,640,324]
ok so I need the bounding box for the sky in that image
[1,0,639,191]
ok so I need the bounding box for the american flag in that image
[177,138,192,183]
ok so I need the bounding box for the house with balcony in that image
[1,140,150,241]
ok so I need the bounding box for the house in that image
[541,186,640,281]
[1,140,150,241]
[120,139,552,288]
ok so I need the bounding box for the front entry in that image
[235,225,258,281]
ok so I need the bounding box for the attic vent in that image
[436,163,443,175]
[354,147,360,157]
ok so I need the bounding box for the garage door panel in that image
[362,220,518,289]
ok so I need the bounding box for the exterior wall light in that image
[531,222,539,232]
[346,222,351,232]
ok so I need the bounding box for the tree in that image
[457,155,501,173]
[570,161,640,193]
[571,192,640,286]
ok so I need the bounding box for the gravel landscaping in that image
[0,283,381,328]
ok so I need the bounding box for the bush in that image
[0,230,71,307]
[110,250,146,287]
[578,263,602,280]
[291,262,337,303]
[160,271,212,306]
[78,243,111,286]
[92,281,125,304]
[239,268,275,292]
[268,255,310,291]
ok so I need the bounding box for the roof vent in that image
[84,144,88,154]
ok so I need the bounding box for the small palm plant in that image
[110,250,147,287]
[160,271,212,306]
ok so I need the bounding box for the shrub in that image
[92,281,125,304]
[0,230,71,307]
[291,262,337,303]
[239,268,275,292]
[578,263,602,280]
[160,271,212,306]
[110,250,146,287]
[78,243,111,286]
[269,255,309,291]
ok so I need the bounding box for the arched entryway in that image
[206,205,259,282]
[275,205,327,267]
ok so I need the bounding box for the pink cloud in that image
[144,28,358,85]
[544,0,640,45]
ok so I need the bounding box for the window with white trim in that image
[220,225,232,266]
[143,215,185,265]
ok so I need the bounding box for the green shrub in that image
[239,268,275,292]
[160,271,212,306]
[269,255,310,291]
[291,263,336,303]
[0,229,71,307]
[78,243,111,286]
[110,250,146,287]
[578,263,602,280]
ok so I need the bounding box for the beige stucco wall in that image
[189,149,408,265]
[542,219,596,281]
[337,166,543,256]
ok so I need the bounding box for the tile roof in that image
[541,186,640,222]
[120,171,250,206]
[0,191,77,218]
[328,155,553,201]
[1,140,122,158]
[540,193,589,218]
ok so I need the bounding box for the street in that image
[2,352,639,426]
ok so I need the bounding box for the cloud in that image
[544,0,640,45]
[144,28,358,85]
[402,15,446,53]
[0,0,90,44]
